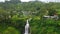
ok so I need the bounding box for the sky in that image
[0,0,5,2]
[40,0,60,2]
[0,0,60,2]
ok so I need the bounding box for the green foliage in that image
[3,27,20,34]
[0,1,60,34]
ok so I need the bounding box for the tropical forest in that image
[0,0,60,34]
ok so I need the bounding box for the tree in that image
[3,27,20,34]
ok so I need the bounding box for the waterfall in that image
[24,19,30,34]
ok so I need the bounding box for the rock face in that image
[43,15,59,20]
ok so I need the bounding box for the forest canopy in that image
[0,0,60,34]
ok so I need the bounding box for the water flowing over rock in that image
[24,19,30,34]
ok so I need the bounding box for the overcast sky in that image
[0,0,4,1]
[0,0,60,2]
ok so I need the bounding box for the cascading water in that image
[24,19,30,34]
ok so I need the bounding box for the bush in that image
[3,27,20,34]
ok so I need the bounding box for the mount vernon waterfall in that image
[24,19,30,34]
